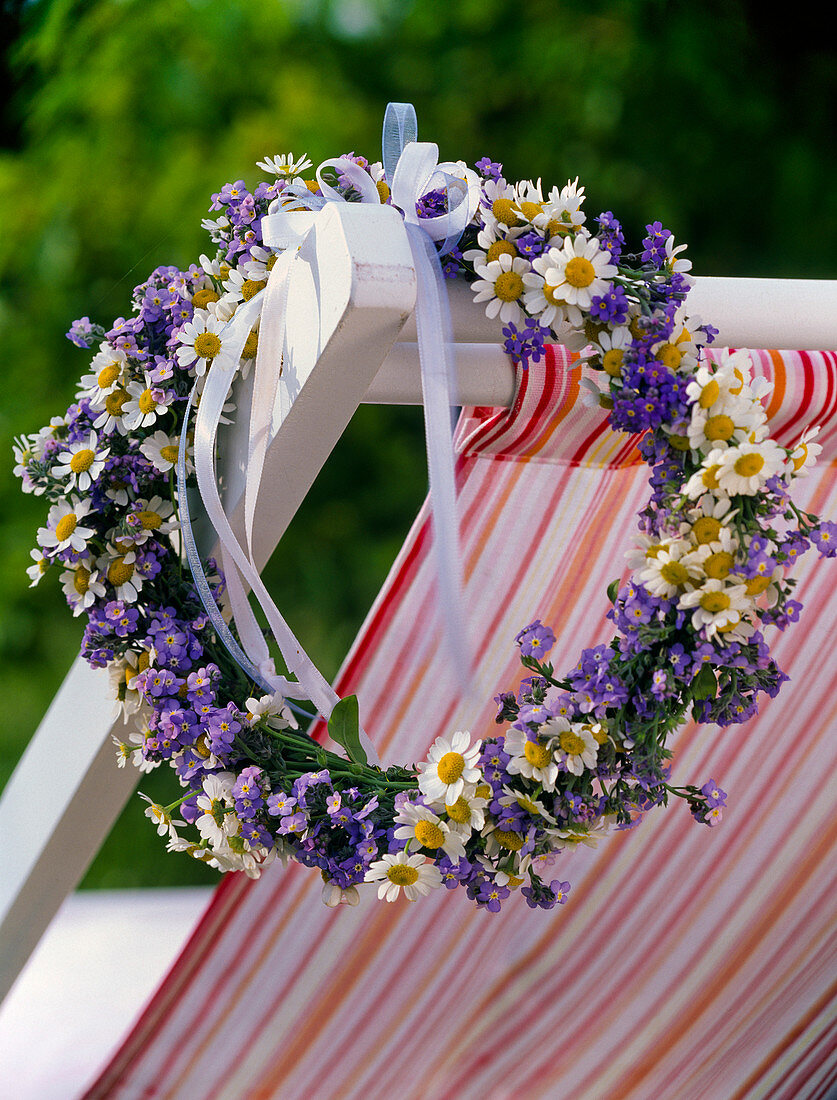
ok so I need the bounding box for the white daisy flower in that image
[52,432,110,491]
[462,222,519,268]
[99,547,143,602]
[534,177,587,237]
[593,325,632,380]
[547,814,616,850]
[122,374,174,431]
[521,249,569,329]
[680,496,739,548]
[663,233,692,276]
[364,851,442,902]
[682,450,731,500]
[500,785,557,825]
[504,726,559,791]
[138,793,179,842]
[91,386,132,435]
[256,152,313,178]
[60,559,106,615]
[201,215,231,244]
[76,343,128,402]
[139,429,187,474]
[638,542,705,599]
[195,772,238,847]
[479,176,522,234]
[220,265,268,309]
[471,253,531,325]
[543,233,617,325]
[38,498,95,554]
[443,787,489,834]
[678,578,752,637]
[788,426,822,478]
[543,716,599,776]
[650,322,699,375]
[176,311,235,376]
[26,548,50,587]
[716,439,787,496]
[244,693,298,730]
[393,801,466,860]
[322,881,360,907]
[127,495,177,543]
[417,730,482,806]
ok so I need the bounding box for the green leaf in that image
[607,578,621,604]
[327,694,368,766]
[690,664,717,701]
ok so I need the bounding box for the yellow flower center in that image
[241,278,267,301]
[485,239,517,263]
[541,280,561,307]
[602,348,624,377]
[702,465,721,489]
[97,363,121,388]
[193,733,211,758]
[704,415,735,442]
[475,783,492,800]
[730,368,745,395]
[559,729,586,756]
[693,516,722,544]
[734,453,765,477]
[105,389,129,416]
[656,343,683,370]
[668,434,690,452]
[376,179,390,202]
[493,270,524,302]
[70,449,96,473]
[445,796,472,824]
[700,590,731,613]
[107,557,135,587]
[55,513,78,541]
[191,288,219,309]
[242,330,259,359]
[704,551,735,580]
[563,256,596,288]
[138,388,157,414]
[746,575,771,596]
[387,864,419,886]
[414,820,445,849]
[437,751,465,785]
[194,332,222,359]
[699,379,720,408]
[491,198,520,227]
[516,200,543,222]
[137,510,162,530]
[161,444,180,464]
[660,561,689,587]
[524,741,552,769]
[73,565,90,594]
[495,829,524,851]
[589,723,608,745]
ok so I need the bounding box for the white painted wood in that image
[0,658,140,1001]
[366,342,517,407]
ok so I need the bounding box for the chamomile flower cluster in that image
[15,138,835,906]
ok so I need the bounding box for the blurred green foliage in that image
[0,0,833,888]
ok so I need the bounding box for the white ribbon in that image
[187,123,482,761]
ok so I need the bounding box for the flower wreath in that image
[15,107,836,914]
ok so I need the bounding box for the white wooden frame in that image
[2,200,835,1002]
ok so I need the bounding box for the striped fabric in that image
[87,347,837,1100]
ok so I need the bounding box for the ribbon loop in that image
[382,101,418,184]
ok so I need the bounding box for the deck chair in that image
[3,201,836,1099]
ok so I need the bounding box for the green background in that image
[0,0,833,888]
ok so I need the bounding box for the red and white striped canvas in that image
[86,347,837,1100]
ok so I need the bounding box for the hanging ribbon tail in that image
[382,101,418,185]
[404,224,475,695]
[176,386,306,700]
